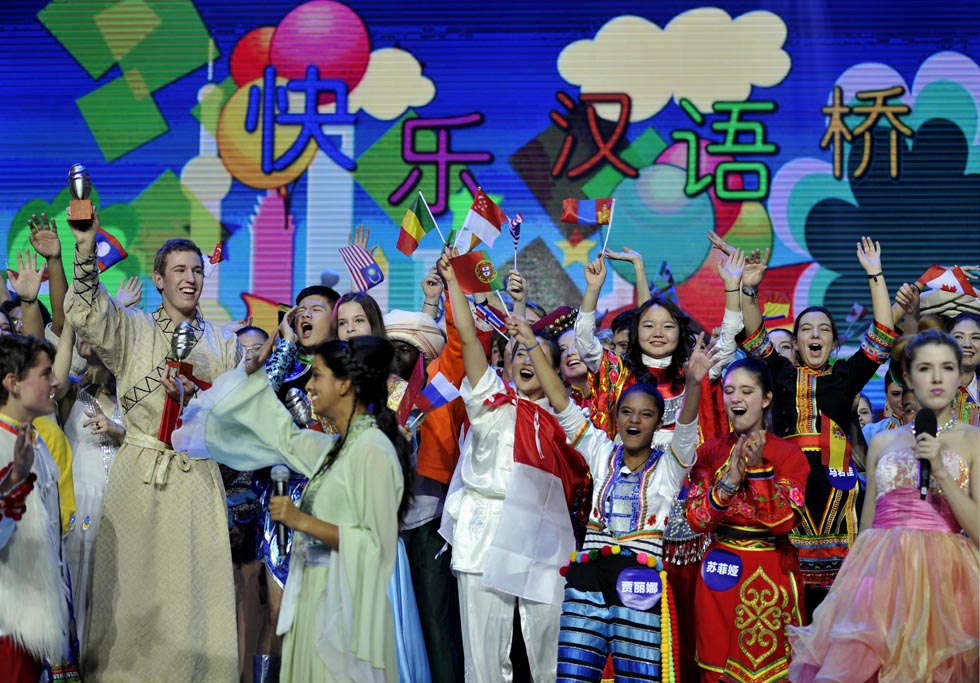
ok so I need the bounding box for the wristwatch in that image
[741,285,758,298]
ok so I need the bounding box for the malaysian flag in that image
[339,244,384,292]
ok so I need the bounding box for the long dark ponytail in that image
[314,336,414,522]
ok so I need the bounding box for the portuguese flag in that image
[450,250,505,294]
[397,194,438,256]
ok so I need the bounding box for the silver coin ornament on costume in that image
[171,321,196,361]
[68,163,92,200]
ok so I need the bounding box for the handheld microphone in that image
[913,408,937,500]
[270,465,291,557]
[284,388,314,428]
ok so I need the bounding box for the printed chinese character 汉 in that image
[388,113,493,214]
[671,97,778,201]
[246,65,357,175]
[550,91,638,180]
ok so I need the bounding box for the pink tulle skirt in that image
[787,489,979,682]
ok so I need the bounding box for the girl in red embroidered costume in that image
[687,357,809,682]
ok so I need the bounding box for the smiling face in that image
[9,350,59,418]
[723,367,772,435]
[616,390,662,454]
[336,301,373,341]
[905,342,961,414]
[305,355,350,421]
[795,310,835,370]
[557,328,587,385]
[238,330,268,366]
[636,304,680,359]
[951,318,980,374]
[152,250,204,318]
[296,294,332,348]
[512,337,552,399]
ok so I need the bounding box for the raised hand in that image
[421,266,445,302]
[894,282,920,315]
[856,236,882,275]
[684,332,714,383]
[507,270,527,304]
[505,314,536,348]
[350,224,372,252]
[436,248,459,284]
[603,246,643,264]
[584,256,607,290]
[723,434,748,488]
[115,276,144,308]
[707,229,735,256]
[28,213,62,259]
[717,247,745,290]
[7,250,43,302]
[279,305,300,344]
[66,205,99,257]
[741,247,770,288]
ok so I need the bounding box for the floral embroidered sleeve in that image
[685,442,732,532]
[742,456,808,533]
[686,439,809,534]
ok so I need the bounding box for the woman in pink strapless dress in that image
[788,330,979,683]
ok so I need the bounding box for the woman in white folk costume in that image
[437,250,591,682]
[0,335,72,681]
[507,313,711,681]
[174,335,410,681]
[64,211,241,681]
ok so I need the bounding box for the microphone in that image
[270,465,290,557]
[284,387,314,428]
[913,408,937,500]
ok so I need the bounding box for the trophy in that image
[284,387,315,428]
[67,163,93,225]
[158,321,212,447]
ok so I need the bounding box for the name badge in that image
[616,567,662,611]
[701,548,742,591]
[826,465,857,490]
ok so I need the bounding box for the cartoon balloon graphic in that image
[230,26,275,87]
[216,77,319,190]
[269,0,371,104]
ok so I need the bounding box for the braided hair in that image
[314,336,414,522]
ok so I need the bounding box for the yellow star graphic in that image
[556,238,597,267]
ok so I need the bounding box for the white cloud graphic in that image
[558,9,791,121]
[348,47,435,120]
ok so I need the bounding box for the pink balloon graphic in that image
[269,0,371,104]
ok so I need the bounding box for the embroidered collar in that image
[153,306,205,338]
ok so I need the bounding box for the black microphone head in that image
[914,407,937,437]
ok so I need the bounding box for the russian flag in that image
[415,372,460,413]
[560,198,613,225]
[95,228,128,272]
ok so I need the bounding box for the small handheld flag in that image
[560,198,613,225]
[415,372,461,413]
[339,244,385,292]
[463,189,507,247]
[450,250,505,294]
[398,193,443,256]
[509,213,523,271]
[94,228,128,272]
